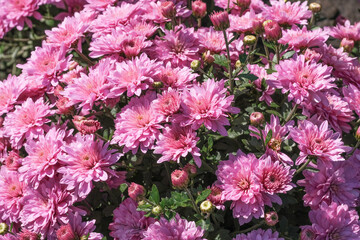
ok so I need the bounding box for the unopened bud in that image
[191,60,201,71]
[0,223,8,235]
[128,182,146,201]
[355,126,360,141]
[265,211,279,226]
[192,0,207,19]
[263,20,282,41]
[80,235,89,240]
[151,205,163,216]
[207,185,224,206]
[171,169,189,189]
[309,2,321,13]
[235,60,242,69]
[250,112,264,126]
[18,229,39,240]
[236,0,251,9]
[152,81,164,89]
[183,163,197,177]
[161,1,176,19]
[56,224,76,240]
[244,35,257,45]
[72,115,101,135]
[210,11,230,31]
[202,51,215,64]
[341,38,354,53]
[200,200,214,213]
[5,151,21,171]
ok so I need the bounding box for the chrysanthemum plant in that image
[1,0,360,239]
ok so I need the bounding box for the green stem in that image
[185,187,201,215]
[284,104,298,124]
[233,221,264,235]
[259,128,267,151]
[74,48,95,66]
[223,30,234,93]
[275,44,280,64]
[294,157,313,176]
[261,37,271,69]
[197,18,202,28]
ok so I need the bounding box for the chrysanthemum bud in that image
[80,235,89,240]
[263,20,282,41]
[268,138,281,151]
[191,60,201,70]
[244,35,257,45]
[300,226,316,240]
[265,211,279,226]
[253,16,264,34]
[56,224,76,240]
[128,182,146,201]
[151,205,163,216]
[202,50,215,64]
[0,223,8,235]
[250,112,264,126]
[309,2,321,13]
[72,115,101,135]
[207,185,224,206]
[236,0,251,9]
[152,81,164,89]
[200,200,214,213]
[183,163,197,177]
[341,38,354,53]
[56,96,75,115]
[355,126,360,141]
[171,169,189,189]
[210,11,230,31]
[192,0,207,19]
[5,151,21,171]
[18,229,39,240]
[235,60,242,69]
[161,1,176,19]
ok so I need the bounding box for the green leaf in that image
[265,129,273,146]
[195,189,212,204]
[239,53,247,63]
[208,137,213,151]
[214,54,229,67]
[238,73,258,81]
[270,102,280,108]
[266,68,277,74]
[282,50,296,59]
[149,184,160,204]
[266,109,281,117]
[119,183,128,193]
[214,229,232,240]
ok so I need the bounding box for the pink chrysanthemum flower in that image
[19,127,68,189]
[151,26,201,68]
[3,97,53,149]
[196,27,227,53]
[278,26,329,51]
[304,202,360,239]
[111,92,163,154]
[154,62,198,89]
[20,179,82,239]
[329,20,360,42]
[263,0,312,26]
[154,124,201,166]
[216,150,267,225]
[109,198,156,240]
[229,11,257,34]
[17,43,72,87]
[107,53,160,98]
[343,84,360,117]
[121,18,158,39]
[234,229,284,240]
[0,74,26,115]
[58,134,120,198]
[247,64,275,105]
[298,161,360,209]
[0,167,27,223]
[301,91,355,133]
[143,214,205,240]
[45,15,87,50]
[62,57,116,112]
[249,115,294,165]
[152,88,181,120]
[175,79,240,136]
[2,0,42,30]
[141,1,191,24]
[89,29,152,58]
[290,120,351,166]
[267,55,336,104]
[84,0,117,11]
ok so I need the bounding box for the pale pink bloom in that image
[19,127,68,189]
[141,1,191,24]
[214,0,265,13]
[234,229,284,240]
[290,120,351,166]
[152,88,181,120]
[196,27,227,53]
[20,179,82,239]
[216,150,268,225]
[301,91,355,133]
[107,53,160,98]
[143,214,205,240]
[59,65,85,84]
[109,198,156,240]
[17,43,72,87]
[175,79,240,136]
[343,84,360,117]
[17,229,39,240]
[121,18,158,39]
[151,26,201,68]
[154,124,201,166]
[247,64,275,105]
[52,0,87,21]
[0,167,27,223]
[304,202,360,239]
[338,63,360,89]
[3,97,53,149]
[58,134,120,198]
[111,92,163,154]
[0,74,27,115]
[268,55,336,104]
[229,11,258,33]
[263,0,311,26]
[154,62,198,89]
[89,28,152,58]
[62,57,116,112]
[279,26,329,51]
[329,20,360,42]
[298,161,360,209]
[84,0,116,11]
[1,0,42,30]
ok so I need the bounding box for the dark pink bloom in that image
[152,88,181,120]
[343,84,360,117]
[72,116,101,135]
[128,182,145,201]
[154,62,198,89]
[234,229,284,240]
[247,64,275,105]
[263,20,282,41]
[192,0,207,19]
[210,11,230,31]
[171,169,189,189]
[329,20,360,42]
[196,27,228,53]
[109,198,156,240]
